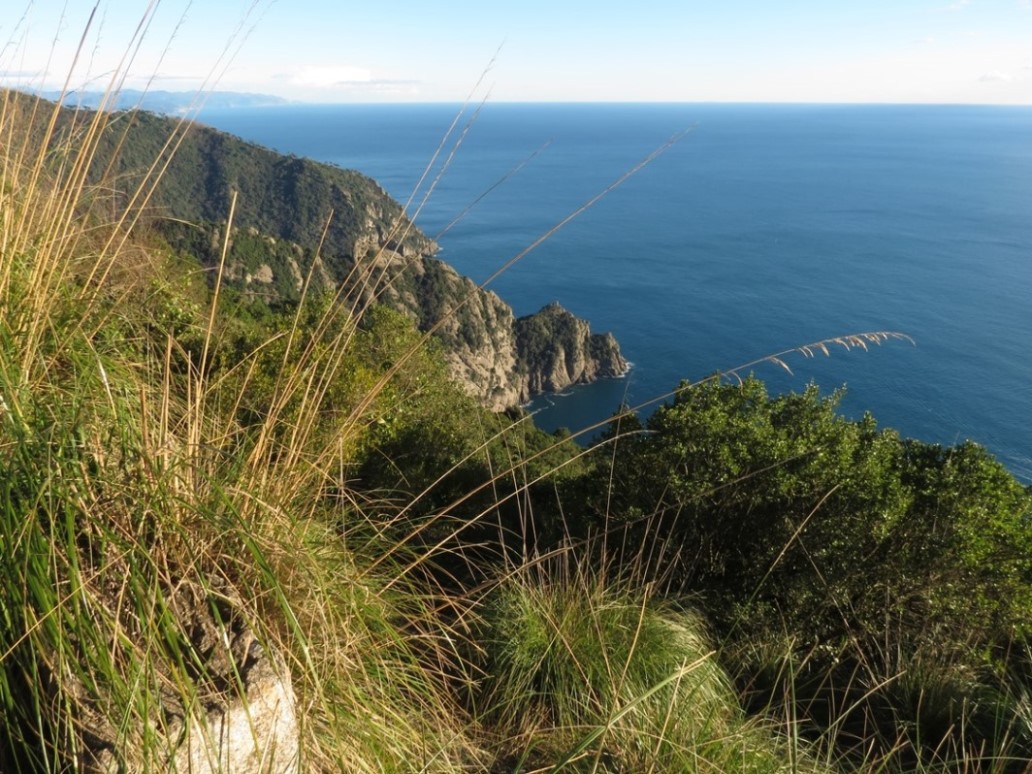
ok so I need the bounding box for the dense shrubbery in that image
[563,376,1032,767]
[578,377,1032,653]
[89,108,431,271]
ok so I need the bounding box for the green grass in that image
[475,558,819,772]
[1,33,482,770]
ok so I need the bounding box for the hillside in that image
[30,96,625,409]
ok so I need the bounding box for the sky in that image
[3,1,1032,104]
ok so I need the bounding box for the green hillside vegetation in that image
[2,86,1032,772]
[86,107,434,268]
[40,92,625,411]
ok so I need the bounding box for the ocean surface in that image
[196,103,1032,483]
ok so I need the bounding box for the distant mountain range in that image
[36,89,289,115]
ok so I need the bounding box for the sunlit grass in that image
[0,8,482,770]
[475,557,820,772]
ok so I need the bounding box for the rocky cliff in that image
[516,302,629,397]
[36,97,627,409]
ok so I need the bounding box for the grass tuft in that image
[476,558,817,771]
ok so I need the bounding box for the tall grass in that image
[0,9,482,771]
[475,556,821,772]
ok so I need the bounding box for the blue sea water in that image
[196,103,1032,483]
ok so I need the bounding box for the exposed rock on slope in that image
[78,582,298,773]
[394,256,525,410]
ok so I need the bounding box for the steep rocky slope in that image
[61,102,627,409]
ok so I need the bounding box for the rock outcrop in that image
[166,584,299,774]
[367,259,629,409]
[516,302,629,396]
[394,256,525,409]
[79,582,299,773]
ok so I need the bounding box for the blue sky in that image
[4,0,1032,103]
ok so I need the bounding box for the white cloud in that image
[348,81,421,96]
[0,69,41,79]
[149,73,209,85]
[979,69,1013,81]
[262,64,421,98]
[282,65,374,88]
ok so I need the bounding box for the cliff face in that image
[516,302,629,397]
[383,256,525,410]
[53,100,626,409]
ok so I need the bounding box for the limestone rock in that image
[79,582,299,773]
[171,639,299,774]
[515,302,629,396]
[379,262,627,410]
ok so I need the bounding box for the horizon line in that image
[8,86,1032,109]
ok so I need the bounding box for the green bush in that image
[582,377,1032,657]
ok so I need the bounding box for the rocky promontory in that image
[377,261,628,409]
[9,94,629,411]
[516,302,629,397]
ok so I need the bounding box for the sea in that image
[195,103,1032,483]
